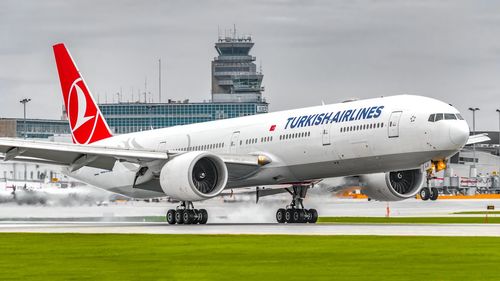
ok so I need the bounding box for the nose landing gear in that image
[166,201,208,225]
[420,164,439,201]
[276,185,318,224]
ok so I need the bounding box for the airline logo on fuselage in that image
[285,105,384,129]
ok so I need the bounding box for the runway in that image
[1,221,500,236]
[1,197,499,236]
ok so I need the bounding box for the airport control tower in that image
[211,31,264,103]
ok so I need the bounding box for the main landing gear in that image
[166,201,208,225]
[276,185,318,224]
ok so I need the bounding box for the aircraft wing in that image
[0,138,170,171]
[466,133,490,145]
[0,138,269,178]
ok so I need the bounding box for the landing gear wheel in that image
[166,209,176,224]
[292,209,300,223]
[276,208,285,223]
[308,209,318,223]
[183,210,195,224]
[168,201,209,225]
[175,209,185,224]
[420,188,430,201]
[285,209,293,223]
[430,187,439,201]
[199,209,208,224]
[276,185,318,224]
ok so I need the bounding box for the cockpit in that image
[428,113,464,122]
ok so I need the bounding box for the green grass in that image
[454,211,500,215]
[0,234,499,281]
[318,216,500,224]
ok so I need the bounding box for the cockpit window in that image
[444,113,457,120]
[429,113,463,122]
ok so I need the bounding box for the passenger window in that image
[435,113,444,121]
[428,114,435,122]
[445,113,456,120]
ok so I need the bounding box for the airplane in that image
[0,43,474,224]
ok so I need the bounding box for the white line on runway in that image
[1,222,500,236]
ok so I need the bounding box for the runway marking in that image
[1,222,500,236]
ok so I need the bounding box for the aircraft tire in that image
[285,209,293,223]
[276,208,286,223]
[420,188,430,201]
[175,210,185,224]
[309,209,318,223]
[166,209,176,224]
[292,209,300,223]
[430,188,439,201]
[199,209,208,224]
[183,210,196,224]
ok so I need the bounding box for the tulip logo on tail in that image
[54,43,113,144]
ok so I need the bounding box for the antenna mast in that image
[158,59,161,103]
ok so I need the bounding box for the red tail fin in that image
[53,43,113,144]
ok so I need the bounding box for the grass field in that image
[454,211,500,215]
[318,216,500,224]
[0,234,499,281]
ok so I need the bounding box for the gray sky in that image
[1,0,500,130]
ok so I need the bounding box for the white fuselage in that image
[69,95,469,198]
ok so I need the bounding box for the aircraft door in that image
[322,124,331,145]
[157,141,167,151]
[388,111,403,138]
[229,131,240,153]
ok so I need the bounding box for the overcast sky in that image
[1,0,500,130]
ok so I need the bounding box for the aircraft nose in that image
[449,121,469,147]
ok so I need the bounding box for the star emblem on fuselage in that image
[410,115,416,122]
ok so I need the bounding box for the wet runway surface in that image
[1,221,500,236]
[1,197,499,236]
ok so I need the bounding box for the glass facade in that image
[99,101,268,134]
[15,119,70,139]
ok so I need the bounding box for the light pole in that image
[496,109,500,174]
[496,109,500,155]
[19,98,31,139]
[468,107,479,177]
[19,98,31,182]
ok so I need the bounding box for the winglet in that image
[53,43,113,145]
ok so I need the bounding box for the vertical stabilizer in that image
[53,43,113,144]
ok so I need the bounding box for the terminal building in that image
[0,118,70,139]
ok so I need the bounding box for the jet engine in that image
[159,151,228,201]
[360,169,424,201]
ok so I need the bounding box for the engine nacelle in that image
[360,169,424,201]
[159,151,228,201]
